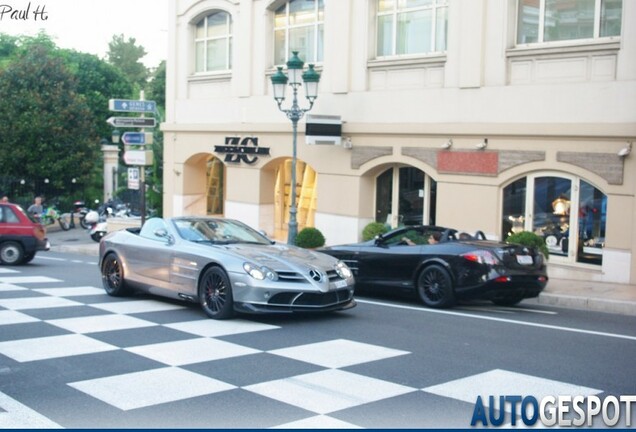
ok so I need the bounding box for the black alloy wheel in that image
[101,254,129,296]
[199,266,234,320]
[0,241,24,265]
[417,264,455,308]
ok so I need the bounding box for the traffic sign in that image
[122,132,154,145]
[128,167,140,190]
[124,150,154,166]
[109,99,156,113]
[106,117,156,128]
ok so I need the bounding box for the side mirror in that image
[374,234,384,245]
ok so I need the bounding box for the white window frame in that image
[515,0,622,48]
[375,0,448,59]
[273,0,324,66]
[194,11,232,74]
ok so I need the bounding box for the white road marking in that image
[356,299,636,342]
[0,391,62,428]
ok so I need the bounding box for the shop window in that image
[516,0,622,45]
[274,0,324,66]
[375,166,436,228]
[376,0,448,58]
[274,159,317,240]
[195,11,232,73]
[206,156,224,215]
[501,175,607,266]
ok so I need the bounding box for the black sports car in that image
[320,225,548,308]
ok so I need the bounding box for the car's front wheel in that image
[416,264,455,308]
[0,241,24,265]
[101,253,130,296]
[198,266,235,320]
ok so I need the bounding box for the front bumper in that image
[228,271,356,314]
[235,297,357,314]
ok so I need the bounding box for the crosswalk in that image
[0,265,611,428]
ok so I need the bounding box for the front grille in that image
[277,271,305,282]
[268,289,352,307]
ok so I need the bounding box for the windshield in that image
[173,219,272,245]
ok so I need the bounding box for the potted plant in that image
[505,231,549,260]
[362,221,389,241]
[295,227,326,249]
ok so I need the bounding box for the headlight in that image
[334,261,353,279]
[243,263,277,281]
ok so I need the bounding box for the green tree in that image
[63,50,134,142]
[145,60,166,215]
[107,34,148,89]
[0,45,98,199]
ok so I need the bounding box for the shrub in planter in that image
[295,227,326,249]
[505,231,549,260]
[362,221,389,241]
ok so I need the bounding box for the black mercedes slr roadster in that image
[320,225,548,308]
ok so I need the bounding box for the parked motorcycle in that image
[40,205,71,231]
[72,200,91,229]
[84,210,108,242]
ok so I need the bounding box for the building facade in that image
[163,0,636,284]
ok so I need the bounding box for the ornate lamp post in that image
[270,51,321,245]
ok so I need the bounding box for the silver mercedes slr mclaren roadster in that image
[98,217,356,319]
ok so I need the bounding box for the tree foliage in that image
[107,34,148,89]
[0,45,98,196]
[62,51,134,141]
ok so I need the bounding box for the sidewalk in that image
[44,224,636,317]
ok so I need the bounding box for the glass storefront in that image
[502,174,607,265]
[206,156,224,215]
[375,166,436,227]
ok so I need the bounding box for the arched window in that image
[274,0,324,65]
[376,166,436,228]
[195,11,232,73]
[502,174,607,265]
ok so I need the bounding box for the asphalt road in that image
[0,249,635,428]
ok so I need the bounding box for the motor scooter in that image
[84,210,108,242]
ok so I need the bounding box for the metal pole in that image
[140,168,146,226]
[288,114,298,245]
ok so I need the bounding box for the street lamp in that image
[270,51,321,245]
[111,129,121,145]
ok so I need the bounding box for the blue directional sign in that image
[122,132,154,145]
[109,99,157,113]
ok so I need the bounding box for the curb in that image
[535,293,636,317]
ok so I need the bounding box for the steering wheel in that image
[474,230,487,240]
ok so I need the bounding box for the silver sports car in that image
[98,217,356,319]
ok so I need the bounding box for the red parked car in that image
[0,202,50,265]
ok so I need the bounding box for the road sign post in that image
[122,132,154,145]
[109,99,157,113]
[108,93,158,226]
[106,117,156,128]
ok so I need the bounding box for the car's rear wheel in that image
[0,241,24,265]
[417,264,455,308]
[101,253,130,296]
[491,293,525,306]
[199,266,235,320]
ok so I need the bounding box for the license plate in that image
[516,255,533,265]
[332,280,348,289]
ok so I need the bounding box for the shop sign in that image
[215,137,270,165]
